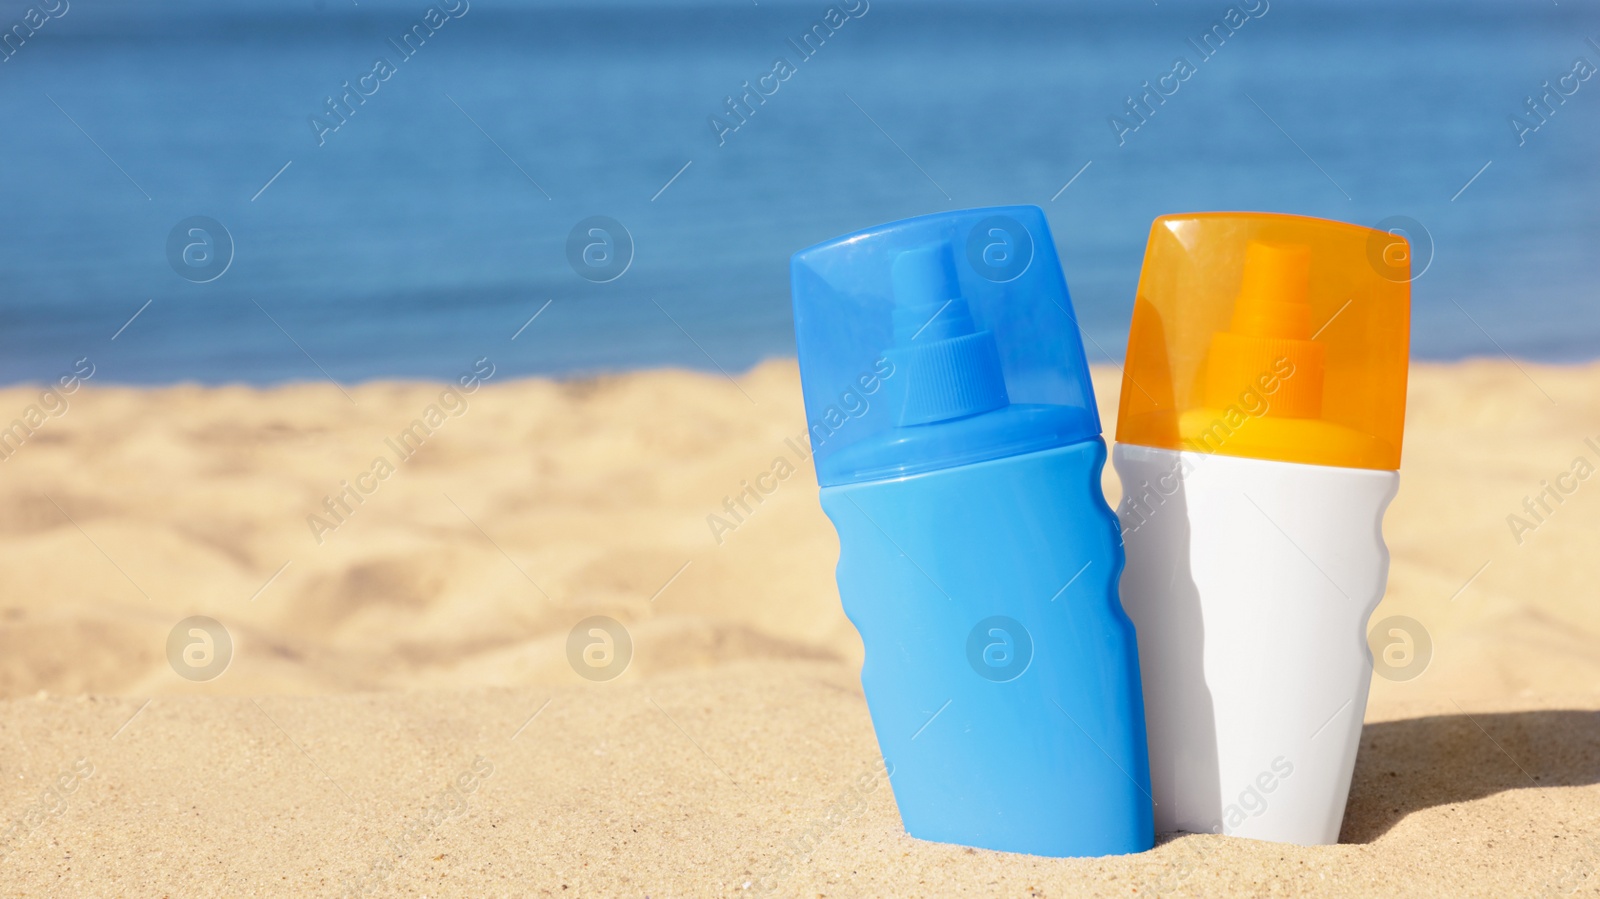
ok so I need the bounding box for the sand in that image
[0,360,1596,896]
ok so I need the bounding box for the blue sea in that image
[0,0,1596,385]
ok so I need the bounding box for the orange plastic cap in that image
[1116,212,1411,471]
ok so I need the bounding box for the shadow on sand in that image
[1340,709,1600,843]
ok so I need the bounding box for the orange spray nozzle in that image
[1203,240,1325,417]
[1232,241,1311,339]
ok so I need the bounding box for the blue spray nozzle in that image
[791,206,1101,486]
[891,245,975,342]
[885,243,1009,426]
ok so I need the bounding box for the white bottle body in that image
[1112,443,1398,845]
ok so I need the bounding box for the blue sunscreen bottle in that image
[790,206,1153,857]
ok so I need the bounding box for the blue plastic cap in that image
[791,206,1101,487]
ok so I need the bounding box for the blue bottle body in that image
[791,205,1152,856]
[821,437,1153,857]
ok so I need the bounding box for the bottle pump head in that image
[791,206,1101,487]
[885,244,1009,426]
[1202,240,1325,419]
[1116,212,1411,471]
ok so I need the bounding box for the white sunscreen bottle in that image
[1112,212,1411,845]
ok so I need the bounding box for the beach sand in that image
[0,360,1596,896]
